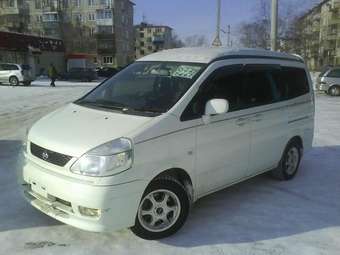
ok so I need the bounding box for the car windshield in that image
[75,61,205,116]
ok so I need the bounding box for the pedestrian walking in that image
[48,63,57,87]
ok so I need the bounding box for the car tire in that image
[328,85,340,96]
[131,177,190,240]
[271,141,302,181]
[9,76,19,86]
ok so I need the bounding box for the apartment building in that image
[0,0,135,67]
[135,22,173,59]
[298,0,340,70]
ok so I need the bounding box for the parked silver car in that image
[0,63,34,86]
[316,67,340,96]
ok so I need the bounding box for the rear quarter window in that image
[272,67,310,100]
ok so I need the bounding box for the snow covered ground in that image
[0,80,339,255]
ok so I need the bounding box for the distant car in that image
[316,67,340,96]
[60,68,98,82]
[0,63,34,86]
[96,67,118,78]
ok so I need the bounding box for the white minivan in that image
[22,48,315,240]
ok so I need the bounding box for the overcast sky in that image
[132,0,322,44]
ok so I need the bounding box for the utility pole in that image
[227,25,231,48]
[271,0,278,51]
[212,0,222,47]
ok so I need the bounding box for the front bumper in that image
[315,83,329,91]
[22,159,145,232]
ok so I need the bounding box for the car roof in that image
[0,63,20,66]
[137,47,304,64]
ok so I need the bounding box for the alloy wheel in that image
[137,189,181,233]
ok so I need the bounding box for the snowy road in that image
[0,80,339,255]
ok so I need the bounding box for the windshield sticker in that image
[172,65,201,79]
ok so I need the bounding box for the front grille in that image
[30,143,72,167]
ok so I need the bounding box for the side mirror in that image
[203,99,229,124]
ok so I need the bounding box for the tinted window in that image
[327,69,340,78]
[181,65,247,121]
[8,64,19,70]
[271,67,309,100]
[243,70,275,107]
[1,64,19,70]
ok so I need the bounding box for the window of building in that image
[96,25,112,34]
[148,46,153,51]
[96,9,112,19]
[88,12,95,21]
[88,0,95,6]
[140,32,144,38]
[42,12,59,22]
[73,0,81,7]
[140,41,144,47]
[140,50,145,55]
[147,28,152,33]
[73,13,82,22]
[155,28,162,33]
[8,0,15,7]
[89,27,95,37]
[35,0,41,9]
[103,56,113,64]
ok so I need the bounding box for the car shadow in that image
[0,140,60,232]
[161,145,340,247]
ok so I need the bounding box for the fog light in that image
[78,206,101,217]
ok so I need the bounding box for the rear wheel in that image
[9,76,19,86]
[131,177,190,240]
[271,141,302,181]
[329,85,340,96]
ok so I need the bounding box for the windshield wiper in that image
[133,107,164,114]
[76,100,128,111]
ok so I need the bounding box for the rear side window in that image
[243,70,275,107]
[1,64,19,70]
[271,67,309,100]
[327,69,340,78]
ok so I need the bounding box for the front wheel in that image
[271,141,302,181]
[329,85,340,96]
[131,177,190,240]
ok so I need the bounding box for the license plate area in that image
[31,180,48,198]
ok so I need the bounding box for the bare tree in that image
[171,33,185,48]
[238,0,299,50]
[184,35,209,47]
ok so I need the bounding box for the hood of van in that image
[28,103,153,157]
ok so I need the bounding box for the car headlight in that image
[70,138,133,177]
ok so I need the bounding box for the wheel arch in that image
[328,84,340,94]
[148,168,194,203]
[9,75,19,82]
